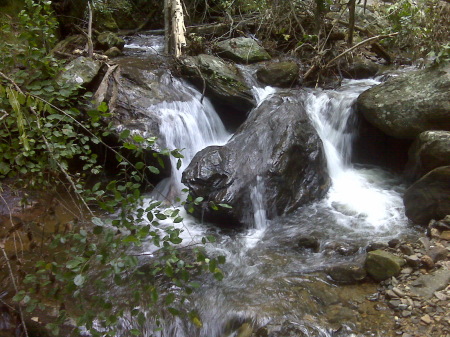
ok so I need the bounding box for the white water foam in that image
[305,79,408,232]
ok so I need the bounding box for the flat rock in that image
[365,250,405,281]
[409,269,450,299]
[215,37,271,63]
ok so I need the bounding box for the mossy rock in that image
[216,37,271,64]
[365,250,405,281]
[96,31,125,51]
[256,61,299,87]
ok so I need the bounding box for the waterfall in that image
[149,78,230,201]
[304,79,407,231]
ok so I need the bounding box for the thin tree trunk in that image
[87,1,94,58]
[164,0,170,54]
[347,0,356,45]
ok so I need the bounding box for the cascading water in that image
[113,34,417,337]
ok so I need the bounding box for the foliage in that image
[0,1,226,336]
[382,0,450,60]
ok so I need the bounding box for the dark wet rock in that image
[409,269,450,299]
[403,166,450,226]
[323,241,359,256]
[327,261,367,284]
[356,63,450,139]
[104,46,123,57]
[56,56,101,88]
[215,37,271,64]
[296,236,320,252]
[96,31,125,51]
[365,250,405,281]
[256,61,299,88]
[182,91,330,227]
[388,239,401,248]
[180,54,255,120]
[405,131,450,180]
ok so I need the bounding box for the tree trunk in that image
[164,0,186,58]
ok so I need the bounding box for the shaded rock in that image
[327,261,367,283]
[323,241,359,256]
[405,131,450,180]
[51,34,87,56]
[104,46,123,57]
[215,37,271,64]
[405,255,421,268]
[182,91,330,227]
[56,56,101,88]
[180,54,255,124]
[187,23,229,38]
[356,63,450,139]
[342,59,379,79]
[256,61,299,88]
[410,269,450,299]
[426,246,448,263]
[403,166,450,226]
[365,250,405,281]
[96,31,125,51]
[94,10,119,32]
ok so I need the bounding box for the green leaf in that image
[120,129,131,139]
[165,293,175,305]
[148,166,160,174]
[173,216,183,223]
[214,271,224,281]
[218,203,233,209]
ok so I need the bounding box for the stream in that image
[109,33,419,337]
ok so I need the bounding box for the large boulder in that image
[180,54,256,125]
[215,37,271,64]
[356,63,450,139]
[256,61,299,87]
[182,91,330,227]
[56,56,102,88]
[405,131,450,180]
[403,166,450,226]
[365,250,405,281]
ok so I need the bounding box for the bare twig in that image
[324,32,398,68]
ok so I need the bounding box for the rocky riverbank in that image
[367,217,450,337]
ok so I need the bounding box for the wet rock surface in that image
[182,91,330,227]
[180,54,256,119]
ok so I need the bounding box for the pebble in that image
[421,314,432,324]
[386,290,399,299]
[435,292,448,301]
[440,231,450,241]
[405,255,421,268]
[420,255,435,269]
[400,244,415,255]
[402,310,412,317]
[401,267,413,274]
[393,287,406,297]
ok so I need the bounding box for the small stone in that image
[388,299,402,309]
[434,291,448,301]
[366,242,388,252]
[419,237,431,250]
[400,244,415,255]
[402,334,413,337]
[421,314,432,324]
[430,227,440,238]
[440,231,450,240]
[386,289,399,299]
[389,239,401,248]
[427,246,448,263]
[393,287,407,298]
[401,267,414,274]
[420,255,435,269]
[402,310,412,317]
[405,255,421,268]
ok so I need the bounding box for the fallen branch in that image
[324,32,398,69]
